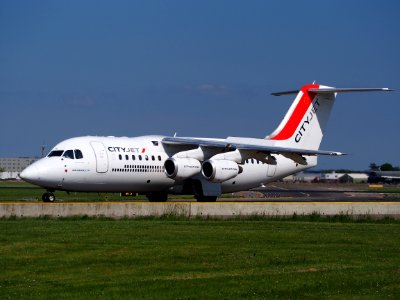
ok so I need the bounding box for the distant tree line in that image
[318,162,400,174]
[320,169,363,174]
[369,163,400,172]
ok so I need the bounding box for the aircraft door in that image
[90,141,109,173]
[267,164,277,177]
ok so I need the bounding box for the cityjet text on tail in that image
[20,83,392,202]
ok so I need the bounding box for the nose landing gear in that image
[42,191,56,202]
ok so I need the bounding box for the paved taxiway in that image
[252,189,390,202]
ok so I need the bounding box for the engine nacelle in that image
[202,160,240,183]
[164,157,201,180]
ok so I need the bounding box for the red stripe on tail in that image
[271,84,319,140]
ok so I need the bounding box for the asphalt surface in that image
[242,184,400,202]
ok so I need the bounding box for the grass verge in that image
[1,218,400,299]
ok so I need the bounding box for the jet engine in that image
[164,157,201,180]
[202,159,241,183]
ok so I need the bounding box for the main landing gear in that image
[42,191,56,202]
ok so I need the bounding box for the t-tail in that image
[266,83,392,151]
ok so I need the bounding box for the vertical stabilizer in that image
[267,84,336,150]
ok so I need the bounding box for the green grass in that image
[1,218,400,299]
[0,181,35,187]
[0,187,144,202]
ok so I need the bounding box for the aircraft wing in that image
[161,137,344,157]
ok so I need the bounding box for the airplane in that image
[20,83,392,202]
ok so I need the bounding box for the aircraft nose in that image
[20,159,63,188]
[20,164,40,183]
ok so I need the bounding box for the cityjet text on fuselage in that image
[107,147,142,153]
[295,99,320,143]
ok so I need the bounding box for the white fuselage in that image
[21,135,314,195]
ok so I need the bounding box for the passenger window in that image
[63,150,74,159]
[251,159,254,164]
[132,155,135,160]
[151,155,155,161]
[125,155,129,160]
[145,155,149,161]
[158,155,161,161]
[74,150,83,159]
[139,155,142,161]
[119,154,122,160]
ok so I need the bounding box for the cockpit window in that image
[48,150,64,157]
[74,150,83,159]
[63,150,75,159]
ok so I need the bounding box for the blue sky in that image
[0,0,399,170]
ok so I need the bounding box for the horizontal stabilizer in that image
[309,87,393,93]
[272,87,393,96]
[271,90,298,96]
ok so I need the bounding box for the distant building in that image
[282,172,321,183]
[284,171,369,184]
[294,171,321,183]
[321,171,344,182]
[0,157,37,173]
[321,171,368,183]
[339,173,368,183]
[282,174,295,182]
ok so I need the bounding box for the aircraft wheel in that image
[42,192,56,202]
[196,196,217,202]
[42,193,47,202]
[48,193,56,202]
